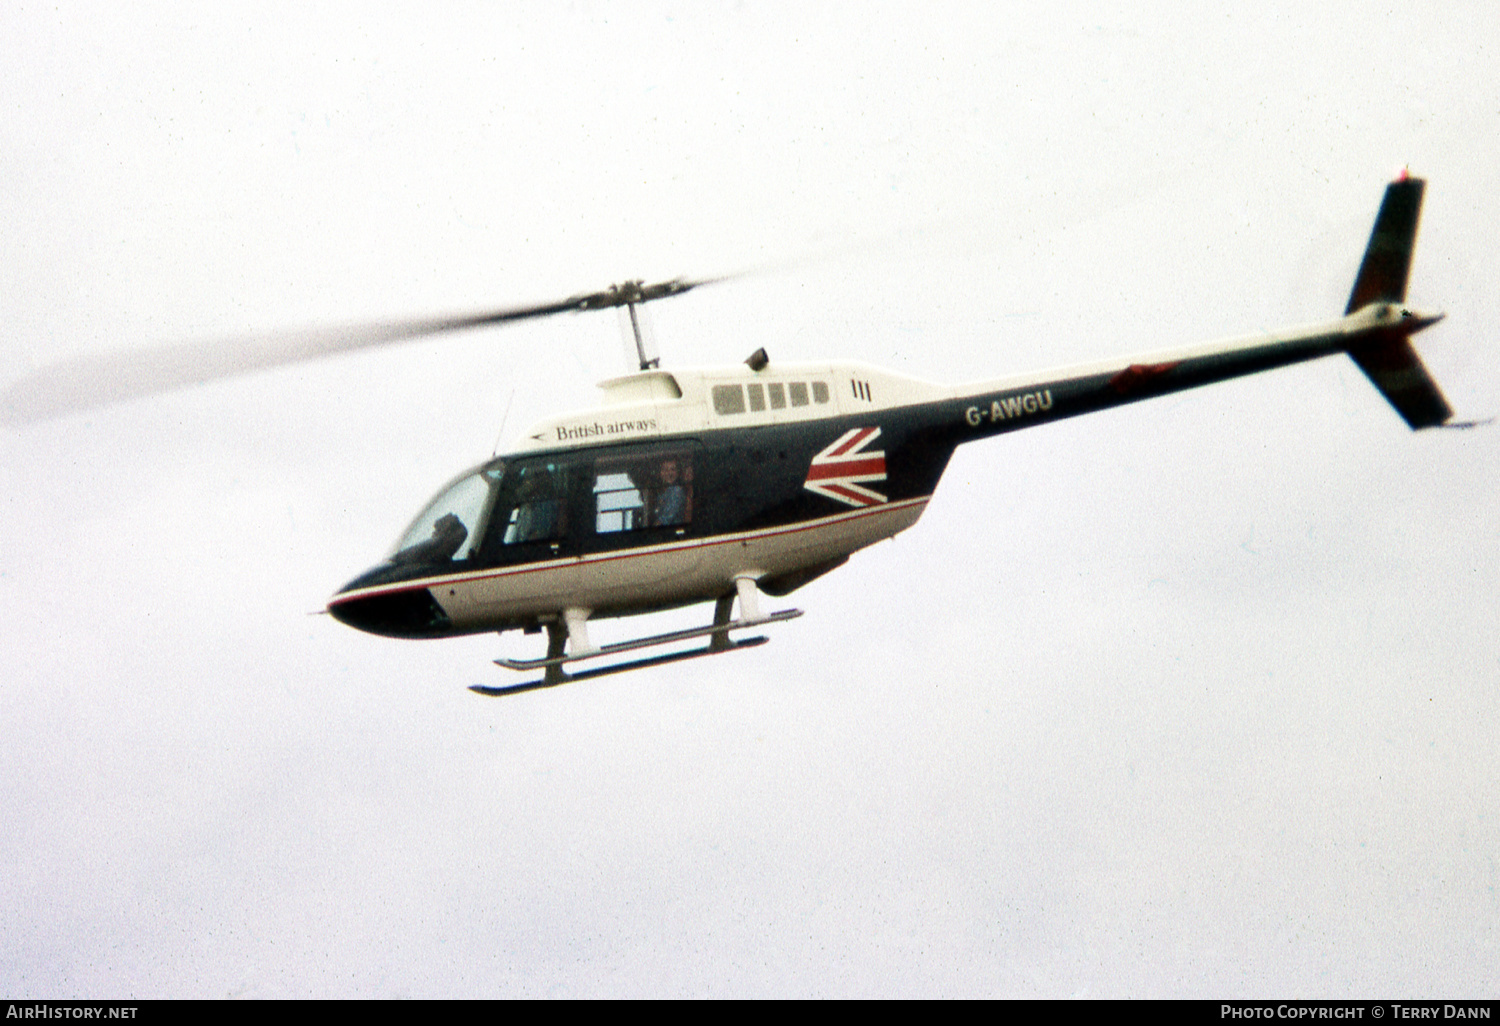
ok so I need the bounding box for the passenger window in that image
[594,451,694,533]
[812,381,830,404]
[595,472,644,532]
[789,382,809,407]
[768,382,786,409]
[713,384,745,415]
[747,383,766,411]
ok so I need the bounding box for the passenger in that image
[651,459,689,527]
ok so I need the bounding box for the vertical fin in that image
[1346,174,1425,313]
[1344,174,1453,430]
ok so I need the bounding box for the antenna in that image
[492,387,516,456]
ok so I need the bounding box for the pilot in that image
[391,512,468,564]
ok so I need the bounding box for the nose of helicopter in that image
[326,572,453,639]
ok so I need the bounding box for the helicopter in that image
[0,174,1469,695]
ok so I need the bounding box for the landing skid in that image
[470,635,772,697]
[472,592,802,696]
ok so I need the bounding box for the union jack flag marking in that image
[804,427,887,507]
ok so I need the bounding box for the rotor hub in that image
[573,278,696,312]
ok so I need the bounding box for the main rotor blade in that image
[1,276,724,425]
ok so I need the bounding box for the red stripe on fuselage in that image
[328,495,930,607]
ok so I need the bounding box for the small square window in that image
[812,381,829,404]
[747,383,766,411]
[789,382,809,407]
[712,384,746,415]
[767,382,786,409]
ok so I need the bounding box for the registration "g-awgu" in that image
[965,389,1054,426]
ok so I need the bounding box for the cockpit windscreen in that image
[389,463,504,565]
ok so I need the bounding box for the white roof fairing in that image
[512,360,952,451]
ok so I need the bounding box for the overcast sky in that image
[3,1,1497,998]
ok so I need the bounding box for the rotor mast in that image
[575,278,701,372]
[622,289,658,370]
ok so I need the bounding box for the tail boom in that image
[944,300,1445,446]
[944,174,1454,441]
